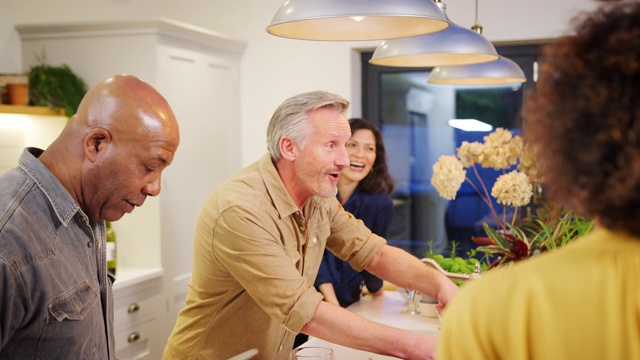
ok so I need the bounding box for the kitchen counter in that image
[301,290,440,359]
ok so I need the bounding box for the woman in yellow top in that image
[437,2,640,359]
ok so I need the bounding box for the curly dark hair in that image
[348,118,395,195]
[525,1,640,234]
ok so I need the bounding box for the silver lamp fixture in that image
[266,0,450,41]
[429,57,526,85]
[428,0,526,85]
[370,0,499,67]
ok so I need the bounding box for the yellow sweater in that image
[437,227,640,360]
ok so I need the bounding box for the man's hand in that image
[435,278,459,312]
[365,245,460,308]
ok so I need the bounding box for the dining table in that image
[299,290,441,359]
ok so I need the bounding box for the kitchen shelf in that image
[0,104,65,116]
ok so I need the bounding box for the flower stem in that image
[510,206,519,227]
[466,164,502,229]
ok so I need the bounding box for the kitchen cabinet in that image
[17,19,246,356]
[113,269,164,360]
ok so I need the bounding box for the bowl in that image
[421,258,481,283]
[418,301,439,318]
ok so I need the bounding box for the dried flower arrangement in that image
[430,128,593,269]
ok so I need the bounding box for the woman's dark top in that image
[314,187,393,307]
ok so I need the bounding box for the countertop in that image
[301,290,440,359]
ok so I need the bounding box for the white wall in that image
[0,0,599,166]
[0,112,67,175]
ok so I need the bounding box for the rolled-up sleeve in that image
[324,201,387,272]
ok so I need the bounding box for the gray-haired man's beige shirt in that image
[163,153,386,360]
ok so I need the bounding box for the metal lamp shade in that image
[370,2,498,67]
[428,57,526,85]
[370,22,498,67]
[266,0,450,41]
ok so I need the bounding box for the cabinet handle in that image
[128,332,140,343]
[127,303,140,313]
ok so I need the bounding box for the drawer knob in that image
[128,332,140,343]
[127,303,140,313]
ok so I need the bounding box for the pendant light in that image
[428,57,526,85]
[370,0,499,67]
[427,0,526,85]
[266,0,450,41]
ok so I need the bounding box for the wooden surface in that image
[0,104,65,116]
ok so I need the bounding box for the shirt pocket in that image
[37,282,100,359]
[303,226,331,279]
[48,282,98,321]
[312,225,331,249]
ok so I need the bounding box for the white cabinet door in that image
[156,44,242,340]
[113,272,164,360]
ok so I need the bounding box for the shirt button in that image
[299,226,304,232]
[312,237,317,244]
[279,345,283,351]
[87,241,92,248]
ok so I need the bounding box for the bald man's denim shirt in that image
[0,148,115,359]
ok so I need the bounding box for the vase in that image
[7,83,29,105]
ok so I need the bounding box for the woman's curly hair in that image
[525,1,640,234]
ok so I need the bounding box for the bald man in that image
[0,75,180,359]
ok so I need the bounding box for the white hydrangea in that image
[431,155,466,200]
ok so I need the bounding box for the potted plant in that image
[28,62,88,117]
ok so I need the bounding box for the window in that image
[361,43,543,258]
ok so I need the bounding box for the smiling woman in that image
[315,118,395,307]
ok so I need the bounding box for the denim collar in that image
[18,147,83,227]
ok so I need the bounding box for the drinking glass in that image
[401,289,421,315]
[291,346,334,360]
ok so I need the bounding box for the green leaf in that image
[476,245,511,256]
[482,223,509,249]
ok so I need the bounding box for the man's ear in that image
[84,128,111,162]
[279,136,296,161]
